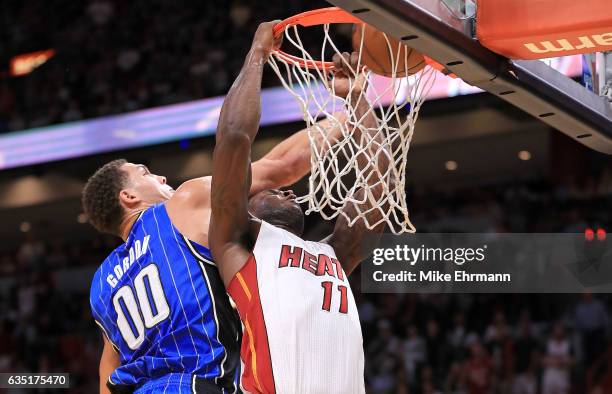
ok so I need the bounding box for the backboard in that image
[327,0,612,154]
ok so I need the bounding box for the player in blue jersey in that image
[82,24,346,393]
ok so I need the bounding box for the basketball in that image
[352,24,426,77]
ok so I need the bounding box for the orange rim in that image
[424,56,457,78]
[272,7,364,70]
[272,7,453,76]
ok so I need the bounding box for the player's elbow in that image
[217,127,252,147]
[214,131,252,162]
[216,114,256,143]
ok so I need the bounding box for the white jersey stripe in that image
[168,226,214,373]
[183,238,216,266]
[182,234,238,394]
[152,209,201,362]
[132,226,171,374]
[142,224,185,372]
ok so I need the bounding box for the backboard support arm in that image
[599,52,612,101]
[327,0,612,154]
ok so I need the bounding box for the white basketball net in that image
[268,23,437,234]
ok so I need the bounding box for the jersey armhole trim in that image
[182,235,216,266]
[95,319,120,354]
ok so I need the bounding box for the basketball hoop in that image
[272,8,363,70]
[268,7,439,234]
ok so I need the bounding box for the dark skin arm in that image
[209,22,279,287]
[324,52,391,275]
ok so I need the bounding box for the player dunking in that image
[83,64,345,393]
[210,22,389,393]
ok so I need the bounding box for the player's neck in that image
[270,221,301,236]
[118,209,146,241]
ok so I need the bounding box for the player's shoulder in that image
[90,252,113,308]
[168,176,212,209]
[90,246,123,298]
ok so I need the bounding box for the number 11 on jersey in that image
[321,281,348,314]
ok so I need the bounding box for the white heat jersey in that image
[227,221,365,394]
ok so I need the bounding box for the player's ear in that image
[119,188,141,209]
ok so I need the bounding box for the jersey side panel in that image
[227,255,276,394]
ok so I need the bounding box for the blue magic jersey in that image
[90,203,241,394]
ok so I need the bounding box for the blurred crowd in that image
[358,292,611,394]
[409,174,612,234]
[0,235,114,392]
[0,0,333,133]
[0,175,611,393]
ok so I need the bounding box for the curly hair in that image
[81,159,130,235]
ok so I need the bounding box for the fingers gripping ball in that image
[352,24,426,77]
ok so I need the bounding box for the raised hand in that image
[251,21,282,58]
[331,52,368,99]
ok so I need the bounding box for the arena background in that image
[0,1,611,393]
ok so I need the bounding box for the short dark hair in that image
[82,159,129,235]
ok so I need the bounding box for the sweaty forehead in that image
[249,191,264,203]
[250,190,271,204]
[121,163,147,174]
[120,162,137,171]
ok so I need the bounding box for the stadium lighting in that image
[10,49,55,77]
[518,150,532,161]
[445,160,458,171]
[19,221,31,232]
[77,213,88,224]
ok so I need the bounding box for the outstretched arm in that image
[250,114,345,194]
[209,22,278,286]
[324,53,390,275]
